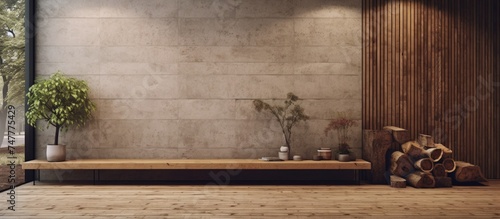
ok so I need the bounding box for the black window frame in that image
[24,0,35,183]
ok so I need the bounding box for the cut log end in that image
[383,126,406,132]
[434,143,452,153]
[426,148,443,162]
[414,158,434,173]
[407,171,436,188]
[454,161,488,182]
[418,134,435,147]
[432,163,447,178]
[363,130,393,184]
[383,126,411,144]
[442,158,457,173]
[390,175,407,188]
[401,141,425,158]
[422,175,435,186]
[434,144,452,159]
[390,151,414,177]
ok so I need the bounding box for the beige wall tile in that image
[293,46,361,64]
[227,63,295,75]
[153,47,181,63]
[177,148,237,159]
[180,46,294,63]
[100,19,178,46]
[179,0,240,18]
[179,75,290,99]
[236,0,294,18]
[37,18,100,46]
[231,75,292,98]
[99,46,151,63]
[100,46,179,63]
[98,99,179,120]
[100,0,178,18]
[179,18,293,46]
[299,100,362,120]
[294,63,360,75]
[36,0,101,18]
[88,148,184,159]
[289,75,361,99]
[179,75,360,99]
[178,63,294,75]
[178,100,236,120]
[179,120,238,149]
[232,148,275,159]
[294,0,362,18]
[37,63,100,76]
[36,46,100,63]
[178,75,234,99]
[234,120,283,149]
[294,18,362,47]
[99,120,180,149]
[100,63,178,75]
[99,75,179,99]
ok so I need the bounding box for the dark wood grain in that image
[363,0,500,179]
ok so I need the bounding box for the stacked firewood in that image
[384,126,487,188]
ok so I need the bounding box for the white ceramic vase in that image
[278,151,289,160]
[280,145,289,152]
[46,144,66,162]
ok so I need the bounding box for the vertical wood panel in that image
[363,0,500,179]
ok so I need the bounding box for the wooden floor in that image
[1,181,500,218]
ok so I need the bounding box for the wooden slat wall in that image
[363,0,500,179]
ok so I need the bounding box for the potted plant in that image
[253,92,309,160]
[337,143,351,162]
[324,112,357,162]
[26,72,96,162]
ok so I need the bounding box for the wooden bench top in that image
[22,159,371,170]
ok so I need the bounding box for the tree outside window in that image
[1,0,26,191]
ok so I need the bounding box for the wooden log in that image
[442,158,456,173]
[414,158,434,173]
[432,163,447,178]
[362,130,392,184]
[383,126,411,144]
[406,171,436,188]
[390,151,414,177]
[453,161,488,182]
[390,175,407,188]
[401,141,425,158]
[417,134,435,147]
[434,143,452,159]
[435,177,453,188]
[425,148,443,162]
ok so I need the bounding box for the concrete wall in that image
[35,0,362,164]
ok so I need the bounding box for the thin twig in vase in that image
[253,93,309,157]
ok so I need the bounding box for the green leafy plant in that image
[26,72,96,145]
[324,112,357,154]
[253,92,309,156]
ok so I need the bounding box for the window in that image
[0,0,30,191]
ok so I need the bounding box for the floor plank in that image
[1,181,499,218]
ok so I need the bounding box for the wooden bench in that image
[22,159,371,185]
